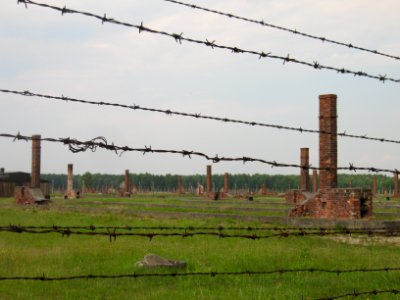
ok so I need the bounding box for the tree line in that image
[41,173,397,193]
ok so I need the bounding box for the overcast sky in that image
[1,0,399,176]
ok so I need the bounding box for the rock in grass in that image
[135,253,187,268]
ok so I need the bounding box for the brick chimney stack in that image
[206,165,212,193]
[300,148,310,191]
[67,164,73,195]
[31,135,41,188]
[319,94,337,190]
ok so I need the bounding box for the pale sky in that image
[1,0,399,176]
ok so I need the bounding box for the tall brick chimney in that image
[206,165,212,193]
[312,170,318,193]
[372,176,377,196]
[67,164,73,195]
[31,134,41,188]
[124,170,130,194]
[394,172,399,196]
[177,176,182,194]
[319,94,337,190]
[300,148,310,191]
[223,172,229,194]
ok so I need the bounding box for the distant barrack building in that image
[0,168,50,197]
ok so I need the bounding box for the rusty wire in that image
[1,132,399,174]
[313,289,400,300]
[162,0,400,61]
[16,0,399,84]
[2,225,399,234]
[2,88,400,146]
[1,267,400,282]
[2,226,400,242]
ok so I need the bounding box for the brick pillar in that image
[206,165,212,193]
[300,148,310,191]
[372,176,377,196]
[67,164,73,195]
[349,179,353,188]
[223,172,229,193]
[124,170,130,195]
[319,94,337,190]
[394,173,399,196]
[312,170,318,193]
[261,184,267,195]
[31,135,41,188]
[177,176,182,194]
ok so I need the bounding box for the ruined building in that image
[288,94,373,219]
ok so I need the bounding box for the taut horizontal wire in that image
[2,88,400,145]
[1,267,400,281]
[1,132,399,174]
[16,0,400,84]
[313,288,400,300]
[162,0,400,61]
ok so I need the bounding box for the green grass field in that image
[1,195,400,299]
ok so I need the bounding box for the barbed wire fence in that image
[162,0,400,62]
[1,132,399,175]
[2,88,400,145]
[3,1,400,299]
[15,0,399,84]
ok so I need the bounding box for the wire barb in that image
[15,0,400,84]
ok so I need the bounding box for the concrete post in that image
[178,176,183,194]
[300,148,310,191]
[312,170,318,193]
[31,135,41,188]
[223,172,229,194]
[206,165,212,194]
[319,94,337,190]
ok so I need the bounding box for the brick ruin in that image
[65,164,77,199]
[223,172,229,194]
[177,176,183,194]
[289,94,373,219]
[394,173,400,198]
[15,135,49,204]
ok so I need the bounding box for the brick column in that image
[223,172,229,193]
[312,170,318,193]
[394,173,399,196]
[349,179,353,188]
[124,170,130,195]
[372,176,377,196]
[300,148,310,191]
[31,135,41,188]
[67,164,73,195]
[177,176,182,194]
[319,94,337,190]
[206,165,212,193]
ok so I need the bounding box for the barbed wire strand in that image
[1,133,399,174]
[2,88,400,145]
[1,268,400,282]
[3,225,398,232]
[2,226,400,242]
[16,0,399,84]
[162,0,400,61]
[313,289,400,300]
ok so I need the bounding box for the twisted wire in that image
[16,0,400,84]
[2,88,400,145]
[1,132,399,174]
[162,0,400,61]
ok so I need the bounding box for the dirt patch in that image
[328,235,400,246]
